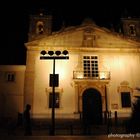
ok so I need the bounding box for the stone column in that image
[105,84,110,111]
[74,83,79,113]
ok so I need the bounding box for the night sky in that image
[2,0,140,65]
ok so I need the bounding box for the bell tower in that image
[28,12,52,41]
[121,17,140,40]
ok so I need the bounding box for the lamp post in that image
[40,50,69,135]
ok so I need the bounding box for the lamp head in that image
[63,50,68,55]
[40,50,47,55]
[48,51,54,56]
[55,51,61,56]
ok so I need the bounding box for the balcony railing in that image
[73,71,110,80]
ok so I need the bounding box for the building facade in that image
[1,13,140,124]
[24,13,140,123]
[0,65,26,118]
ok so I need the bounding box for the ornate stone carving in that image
[74,81,108,112]
[117,81,133,93]
[82,27,96,47]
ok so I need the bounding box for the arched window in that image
[129,24,136,36]
[36,21,44,34]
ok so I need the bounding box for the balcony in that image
[73,71,110,80]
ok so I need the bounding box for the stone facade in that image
[24,14,140,120]
[1,13,140,121]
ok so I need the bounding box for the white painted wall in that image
[33,52,78,118]
[32,50,140,118]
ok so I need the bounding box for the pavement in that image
[0,135,114,140]
[0,135,140,140]
[0,118,140,140]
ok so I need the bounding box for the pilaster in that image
[24,49,36,111]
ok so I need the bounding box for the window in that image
[38,24,44,34]
[49,92,60,108]
[129,24,136,36]
[5,72,16,82]
[36,21,44,34]
[83,56,98,78]
[121,92,131,107]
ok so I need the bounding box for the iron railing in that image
[73,71,110,80]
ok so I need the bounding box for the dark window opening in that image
[5,72,15,82]
[121,92,131,107]
[38,24,44,34]
[49,92,60,108]
[129,24,136,36]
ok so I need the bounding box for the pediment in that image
[25,21,140,50]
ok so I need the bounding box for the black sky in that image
[2,0,140,65]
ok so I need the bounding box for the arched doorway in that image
[82,88,102,124]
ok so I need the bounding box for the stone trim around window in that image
[117,81,133,108]
[5,72,16,82]
[45,87,63,109]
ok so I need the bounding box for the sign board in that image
[49,74,59,87]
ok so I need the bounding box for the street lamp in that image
[40,50,69,135]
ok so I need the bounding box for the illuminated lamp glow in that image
[75,71,83,79]
[99,72,106,79]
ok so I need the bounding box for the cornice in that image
[26,45,140,53]
[25,23,140,50]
